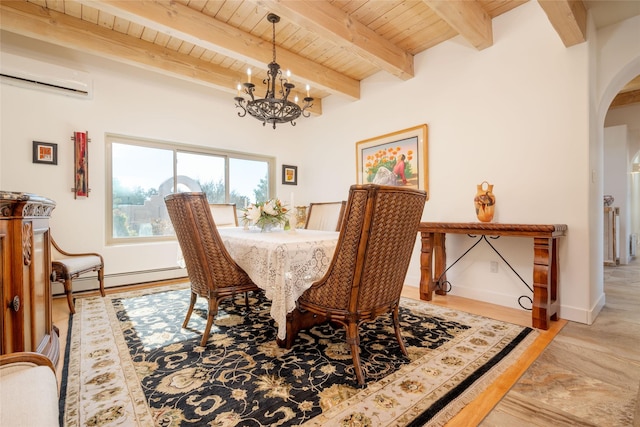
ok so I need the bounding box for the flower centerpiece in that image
[241,198,288,231]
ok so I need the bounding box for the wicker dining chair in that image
[283,184,426,385]
[164,192,260,347]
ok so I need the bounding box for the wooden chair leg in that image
[200,297,219,347]
[98,268,105,297]
[392,306,408,356]
[183,292,197,329]
[64,278,75,314]
[346,323,365,386]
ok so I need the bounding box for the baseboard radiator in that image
[51,267,187,297]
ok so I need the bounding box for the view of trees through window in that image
[108,135,273,241]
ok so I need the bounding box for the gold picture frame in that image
[355,124,428,198]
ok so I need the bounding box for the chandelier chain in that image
[272,18,277,64]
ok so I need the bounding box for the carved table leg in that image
[433,233,447,296]
[419,231,434,300]
[532,237,559,329]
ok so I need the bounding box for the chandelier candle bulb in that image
[247,68,252,83]
[306,84,310,97]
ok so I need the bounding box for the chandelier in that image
[234,13,314,129]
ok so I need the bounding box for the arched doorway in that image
[592,17,640,320]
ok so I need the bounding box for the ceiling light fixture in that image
[234,13,313,129]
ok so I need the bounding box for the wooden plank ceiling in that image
[1,0,637,113]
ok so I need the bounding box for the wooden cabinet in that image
[0,192,58,365]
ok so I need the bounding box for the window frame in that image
[106,133,275,245]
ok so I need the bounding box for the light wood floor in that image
[53,279,566,425]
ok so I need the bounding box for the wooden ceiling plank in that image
[74,0,359,100]
[140,27,159,44]
[126,22,144,39]
[112,16,131,34]
[154,31,171,48]
[422,0,493,50]
[97,10,116,30]
[80,2,99,24]
[0,0,322,114]
[64,1,82,19]
[537,0,587,47]
[250,0,415,80]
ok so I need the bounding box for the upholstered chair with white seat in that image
[51,237,104,314]
[209,203,238,227]
[0,352,59,427]
[304,201,346,231]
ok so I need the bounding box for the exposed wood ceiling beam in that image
[537,0,587,47]
[0,1,323,115]
[421,0,493,50]
[77,0,359,101]
[249,0,414,80]
[610,89,640,109]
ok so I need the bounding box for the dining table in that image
[216,227,340,340]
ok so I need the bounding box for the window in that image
[107,134,274,243]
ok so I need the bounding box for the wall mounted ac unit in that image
[0,52,92,99]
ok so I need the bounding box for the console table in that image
[418,222,567,330]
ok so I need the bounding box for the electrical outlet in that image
[490,261,498,273]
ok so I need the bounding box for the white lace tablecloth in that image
[217,227,339,339]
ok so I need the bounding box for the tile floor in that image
[481,257,640,426]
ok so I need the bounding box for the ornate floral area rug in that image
[60,284,537,427]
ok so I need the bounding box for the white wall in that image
[0,32,295,289]
[1,2,639,324]
[303,1,592,320]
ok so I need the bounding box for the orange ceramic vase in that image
[474,181,496,222]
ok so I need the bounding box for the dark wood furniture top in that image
[418,222,567,236]
[418,222,567,330]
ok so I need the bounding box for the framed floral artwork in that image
[282,164,297,185]
[32,141,58,165]
[355,124,428,198]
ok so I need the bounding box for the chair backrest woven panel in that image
[357,189,426,311]
[304,190,369,309]
[301,184,426,315]
[165,193,253,297]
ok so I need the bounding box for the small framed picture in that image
[282,165,298,185]
[32,141,58,165]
